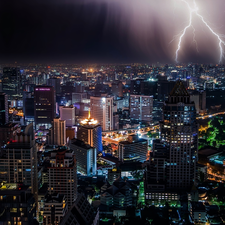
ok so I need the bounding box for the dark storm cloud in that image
[0,0,224,63]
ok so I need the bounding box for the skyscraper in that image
[0,92,9,125]
[34,86,56,129]
[2,67,22,99]
[145,81,198,203]
[0,123,38,195]
[77,112,102,153]
[130,95,153,124]
[90,96,113,131]
[48,147,77,209]
[70,139,97,176]
[59,105,76,127]
[47,118,66,146]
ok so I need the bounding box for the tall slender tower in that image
[90,96,113,131]
[146,80,198,198]
[161,80,198,189]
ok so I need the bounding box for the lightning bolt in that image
[175,0,225,64]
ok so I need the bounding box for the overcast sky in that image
[0,0,224,64]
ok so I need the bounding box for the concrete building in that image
[0,183,37,225]
[130,95,153,124]
[48,147,77,208]
[70,139,97,176]
[77,113,102,153]
[90,95,114,131]
[107,168,121,185]
[145,81,198,203]
[43,194,68,225]
[0,93,8,125]
[47,77,61,94]
[0,123,38,195]
[34,86,56,129]
[47,118,66,146]
[59,105,75,127]
[118,135,148,163]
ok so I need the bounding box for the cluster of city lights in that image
[80,111,98,125]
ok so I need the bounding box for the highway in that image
[197,111,225,120]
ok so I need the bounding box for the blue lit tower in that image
[77,111,103,153]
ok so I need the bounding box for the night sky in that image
[0,0,224,64]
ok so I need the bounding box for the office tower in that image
[0,123,38,195]
[70,139,97,176]
[189,90,206,114]
[47,118,66,146]
[204,81,215,90]
[72,92,87,104]
[160,80,198,189]
[59,105,75,127]
[60,193,99,225]
[48,147,77,208]
[145,81,198,202]
[130,95,153,124]
[0,183,37,225]
[2,67,22,99]
[118,135,148,163]
[112,81,123,98]
[77,112,102,153]
[34,86,56,129]
[130,79,157,96]
[90,96,113,131]
[47,77,61,94]
[43,194,68,225]
[66,127,75,140]
[0,92,9,125]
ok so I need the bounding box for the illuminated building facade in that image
[0,183,37,225]
[77,112,102,153]
[34,86,56,129]
[145,81,198,202]
[70,139,97,176]
[118,135,148,163]
[47,118,66,146]
[90,96,113,131]
[130,95,153,124]
[0,124,38,195]
[59,105,75,127]
[48,147,77,209]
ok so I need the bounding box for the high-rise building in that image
[70,139,97,176]
[47,77,61,94]
[77,112,102,153]
[47,118,66,146]
[118,135,148,163]
[0,123,38,195]
[90,96,113,131]
[111,81,123,98]
[130,95,153,124]
[48,147,77,208]
[0,183,37,225]
[34,86,56,129]
[59,105,75,127]
[2,67,22,99]
[145,81,198,203]
[0,92,9,125]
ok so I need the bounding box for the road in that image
[197,111,225,120]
